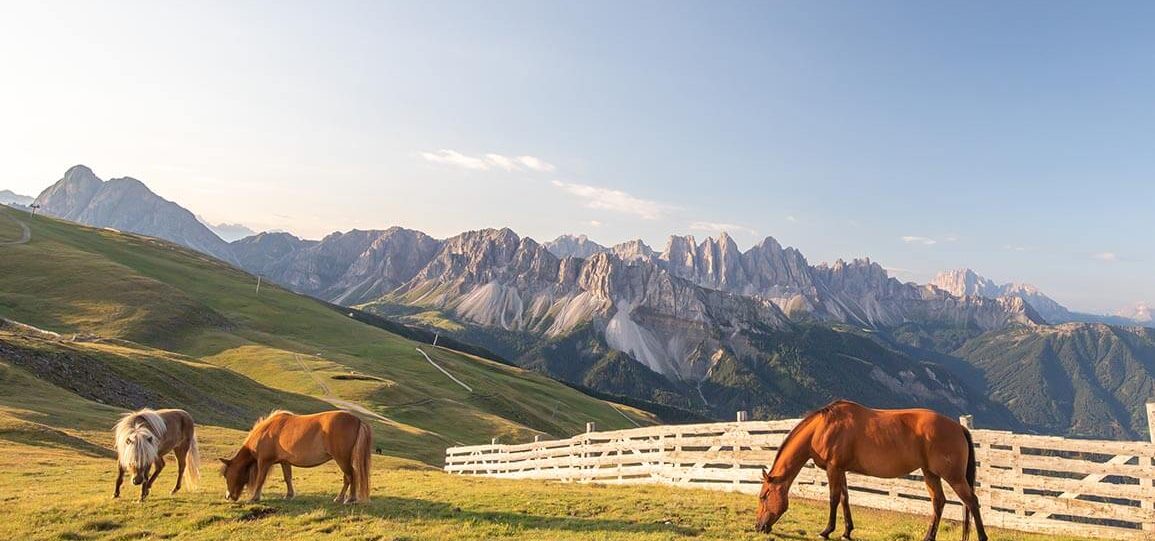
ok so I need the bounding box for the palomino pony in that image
[219,410,372,503]
[756,400,986,541]
[114,408,200,501]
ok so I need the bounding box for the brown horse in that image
[114,408,201,501]
[219,410,372,503]
[755,400,986,541]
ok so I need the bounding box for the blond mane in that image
[114,408,167,471]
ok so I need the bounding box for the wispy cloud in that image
[689,221,758,236]
[1003,244,1033,252]
[421,149,555,173]
[588,220,603,227]
[551,181,674,220]
[884,266,913,276]
[1093,252,1118,262]
[901,235,938,246]
[785,215,798,223]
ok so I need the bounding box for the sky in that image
[1,1,1153,314]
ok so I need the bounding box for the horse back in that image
[250,410,364,465]
[818,402,968,478]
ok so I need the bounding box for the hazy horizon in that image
[3,1,1153,314]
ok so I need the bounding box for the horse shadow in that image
[241,494,702,536]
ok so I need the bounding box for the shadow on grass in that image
[236,494,702,536]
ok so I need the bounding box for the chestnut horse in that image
[114,408,200,501]
[219,410,372,503]
[755,400,986,541]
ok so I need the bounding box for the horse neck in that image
[770,419,816,484]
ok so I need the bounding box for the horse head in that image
[755,467,789,533]
[119,427,159,486]
[218,450,256,501]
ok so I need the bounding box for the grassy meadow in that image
[0,431,1098,541]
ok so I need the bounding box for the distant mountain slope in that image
[32,165,236,263]
[930,268,1152,328]
[0,206,652,463]
[198,217,257,242]
[951,323,1155,439]
[0,190,33,207]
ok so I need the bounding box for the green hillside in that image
[0,206,654,464]
[952,323,1155,439]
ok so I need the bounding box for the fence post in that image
[959,415,992,516]
[737,410,749,422]
[1145,402,1155,532]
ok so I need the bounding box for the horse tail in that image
[962,426,976,541]
[184,426,201,490]
[351,420,372,503]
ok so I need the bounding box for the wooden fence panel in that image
[445,411,1155,540]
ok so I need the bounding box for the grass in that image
[0,431,1097,541]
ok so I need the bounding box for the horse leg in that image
[921,472,946,541]
[248,459,274,502]
[840,476,854,540]
[281,463,295,499]
[142,456,165,502]
[114,463,125,498]
[335,473,351,503]
[172,447,187,494]
[819,468,843,539]
[947,479,988,541]
[334,455,355,504]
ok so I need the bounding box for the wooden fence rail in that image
[445,405,1155,540]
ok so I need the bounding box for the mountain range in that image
[0,189,33,207]
[8,165,1155,438]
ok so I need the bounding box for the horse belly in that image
[279,431,331,467]
[848,448,921,478]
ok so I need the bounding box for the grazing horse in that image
[219,410,372,503]
[755,400,986,541]
[114,408,200,501]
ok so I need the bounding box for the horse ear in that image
[218,457,230,465]
[761,467,770,481]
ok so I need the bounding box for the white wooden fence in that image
[445,405,1155,540]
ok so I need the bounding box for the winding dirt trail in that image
[292,353,395,425]
[0,212,31,245]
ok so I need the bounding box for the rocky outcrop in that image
[544,234,606,259]
[33,165,237,263]
[231,228,440,304]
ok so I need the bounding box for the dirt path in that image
[292,353,395,424]
[416,347,473,392]
[0,212,31,245]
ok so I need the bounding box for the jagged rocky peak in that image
[544,233,606,259]
[610,239,656,262]
[410,228,560,290]
[930,268,1002,298]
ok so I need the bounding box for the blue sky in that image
[1,1,1152,313]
